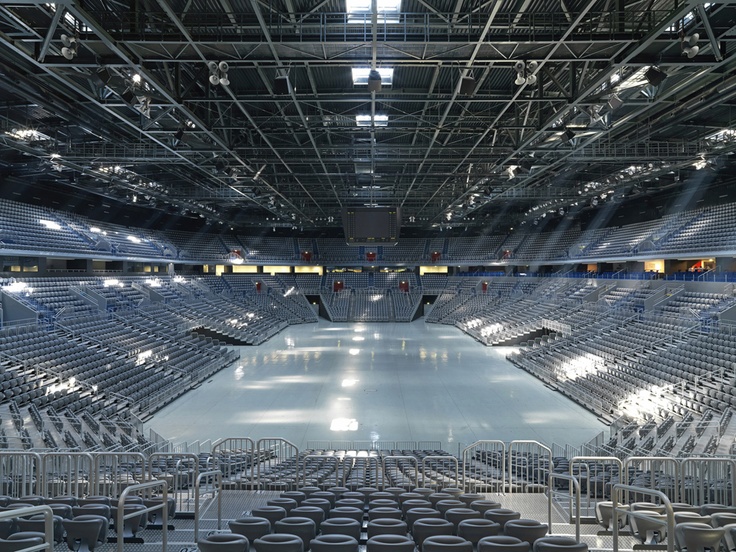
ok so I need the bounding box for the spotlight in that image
[458,76,476,95]
[274,75,291,94]
[60,34,78,60]
[607,93,623,110]
[367,69,382,92]
[645,67,667,87]
[563,129,576,143]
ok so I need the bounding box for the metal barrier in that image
[194,469,222,542]
[343,454,380,489]
[93,452,146,497]
[301,454,341,487]
[462,440,506,493]
[211,437,255,489]
[255,438,299,490]
[570,456,624,521]
[680,457,736,506]
[0,451,41,497]
[548,472,581,541]
[421,455,460,490]
[612,484,675,552]
[508,440,553,494]
[148,452,200,515]
[40,452,94,497]
[115,479,169,552]
[382,455,419,489]
[0,504,54,552]
[623,456,680,503]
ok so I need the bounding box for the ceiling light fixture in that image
[367,69,382,92]
[680,31,700,58]
[514,61,538,86]
[644,67,667,87]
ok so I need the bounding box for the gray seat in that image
[401,500,432,517]
[533,537,588,552]
[197,533,249,552]
[422,535,473,552]
[63,517,107,552]
[406,508,442,530]
[328,508,364,523]
[335,500,365,511]
[457,518,500,544]
[302,499,331,518]
[701,505,736,516]
[444,509,480,534]
[274,517,317,550]
[253,506,288,528]
[16,513,64,543]
[320,518,362,541]
[73,514,109,545]
[458,494,485,508]
[504,519,549,547]
[470,501,503,516]
[630,511,668,545]
[710,513,736,528]
[269,499,299,514]
[311,493,337,508]
[254,533,304,552]
[309,534,358,552]
[366,534,416,552]
[281,492,307,506]
[436,501,465,516]
[674,522,724,552]
[290,506,325,530]
[412,518,454,548]
[478,536,530,552]
[0,533,45,552]
[484,509,521,530]
[111,504,147,538]
[370,500,400,510]
[367,518,408,538]
[594,502,627,532]
[428,494,453,508]
[368,508,402,521]
[229,517,271,541]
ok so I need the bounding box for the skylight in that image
[347,0,401,22]
[356,114,389,127]
[352,67,394,87]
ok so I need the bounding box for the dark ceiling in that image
[1,0,736,235]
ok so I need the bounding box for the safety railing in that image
[461,440,506,492]
[508,440,553,494]
[612,484,675,552]
[421,455,460,490]
[569,456,623,521]
[382,455,419,489]
[301,454,340,487]
[40,451,94,497]
[194,469,222,542]
[115,480,169,552]
[147,452,200,515]
[255,438,298,490]
[623,456,680,503]
[93,452,146,497]
[680,457,736,506]
[343,455,380,489]
[0,451,41,497]
[211,437,255,489]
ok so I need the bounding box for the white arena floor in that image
[146,320,607,452]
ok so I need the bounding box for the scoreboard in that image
[342,206,401,245]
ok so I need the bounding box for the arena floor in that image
[145,320,607,452]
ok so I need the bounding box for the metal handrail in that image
[548,472,580,542]
[421,455,459,489]
[0,505,54,552]
[612,484,675,552]
[194,469,222,542]
[116,479,169,552]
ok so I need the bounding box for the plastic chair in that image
[674,522,724,552]
[504,519,549,547]
[367,518,408,538]
[422,535,473,552]
[274,516,317,550]
[229,517,271,541]
[309,534,358,552]
[63,517,106,552]
[533,536,588,552]
[412,518,454,547]
[253,533,304,552]
[457,518,500,544]
[366,534,416,552]
[478,536,530,552]
[320,518,362,541]
[484,509,521,530]
[197,533,249,552]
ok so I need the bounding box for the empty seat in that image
[229,517,271,541]
[533,537,588,552]
[253,506,288,528]
[63,517,106,552]
[504,519,549,547]
[484,509,521,530]
[366,534,416,552]
[309,535,358,552]
[254,533,304,552]
[422,535,473,552]
[457,518,500,544]
[328,508,363,523]
[412,518,455,547]
[320,518,361,541]
[274,517,317,550]
[674,522,724,552]
[197,533,249,552]
[367,518,407,538]
[478,536,530,552]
